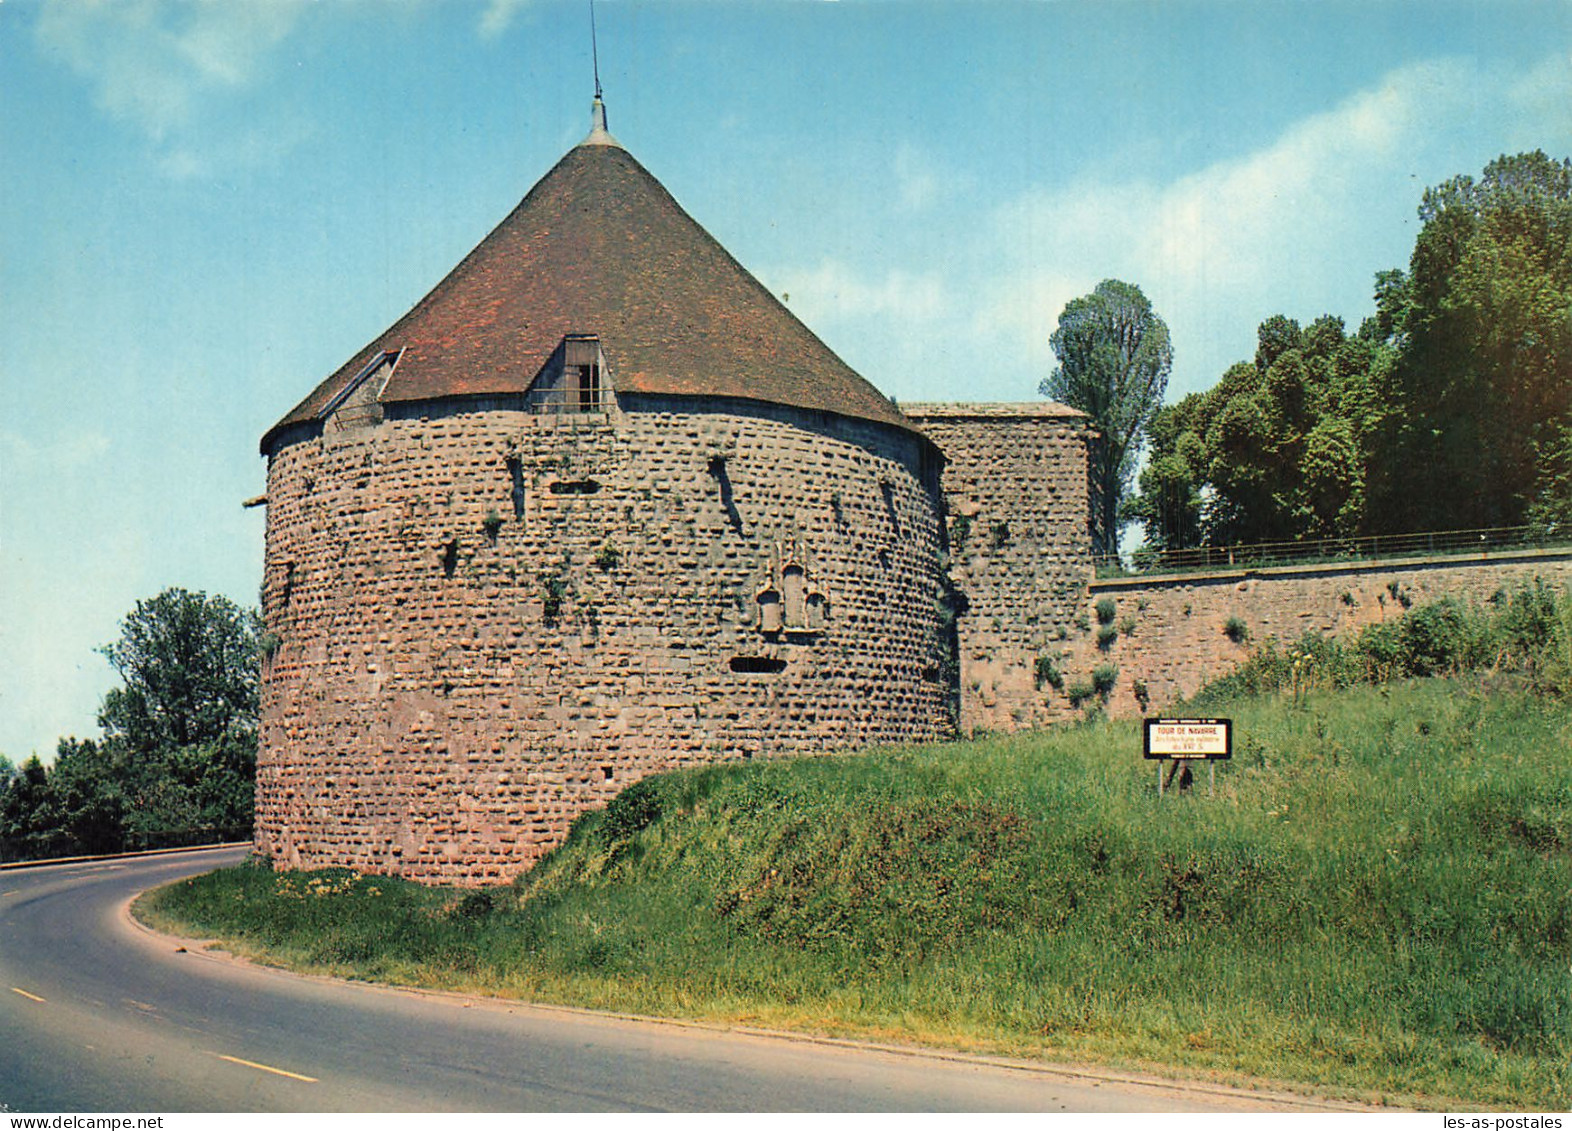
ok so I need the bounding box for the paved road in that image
[0,848,1367,1112]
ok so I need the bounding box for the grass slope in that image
[138,679,1572,1108]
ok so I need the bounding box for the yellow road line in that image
[213,1053,318,1083]
[10,987,47,1003]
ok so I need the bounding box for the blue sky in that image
[3,0,1570,760]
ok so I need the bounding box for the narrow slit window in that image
[506,457,526,519]
[782,564,806,628]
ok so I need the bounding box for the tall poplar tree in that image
[1041,279,1172,559]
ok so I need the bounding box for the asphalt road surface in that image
[0,847,1370,1113]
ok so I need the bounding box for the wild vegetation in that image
[141,586,1572,1109]
[0,588,259,861]
[1192,579,1572,707]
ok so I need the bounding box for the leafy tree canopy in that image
[1371,150,1572,532]
[1128,150,1572,556]
[99,588,261,755]
[0,588,261,862]
[1129,316,1394,551]
[1041,279,1172,558]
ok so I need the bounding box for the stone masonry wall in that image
[904,403,1093,734]
[257,395,949,884]
[1058,549,1572,718]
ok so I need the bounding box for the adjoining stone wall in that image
[1058,550,1572,717]
[257,395,949,884]
[904,403,1094,734]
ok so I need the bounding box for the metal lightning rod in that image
[590,0,603,101]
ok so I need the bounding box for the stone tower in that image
[254,104,955,883]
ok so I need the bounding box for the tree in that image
[1370,151,1572,533]
[1125,151,1569,556]
[0,756,60,860]
[98,588,261,756]
[0,589,262,862]
[1041,279,1172,558]
[1123,394,1206,553]
[93,588,261,848]
[47,738,127,856]
[1127,312,1395,553]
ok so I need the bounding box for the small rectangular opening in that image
[549,478,601,495]
[730,656,786,674]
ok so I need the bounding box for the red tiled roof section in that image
[263,142,913,450]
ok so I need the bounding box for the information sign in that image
[1144,718,1232,761]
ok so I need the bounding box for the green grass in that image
[137,678,1572,1109]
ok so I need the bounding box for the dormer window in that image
[529,336,609,414]
[318,349,400,432]
[565,336,605,412]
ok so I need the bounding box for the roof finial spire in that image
[583,0,620,147]
[591,0,603,103]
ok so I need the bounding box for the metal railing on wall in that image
[1094,525,1572,579]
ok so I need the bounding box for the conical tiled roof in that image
[263,131,914,451]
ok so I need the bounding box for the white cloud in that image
[1505,50,1572,147]
[765,52,1570,405]
[971,57,1501,393]
[0,429,111,472]
[155,115,319,181]
[35,0,310,141]
[479,0,530,40]
[772,259,948,326]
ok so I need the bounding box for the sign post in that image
[1143,718,1232,797]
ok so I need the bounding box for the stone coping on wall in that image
[1090,545,1572,592]
[901,401,1088,421]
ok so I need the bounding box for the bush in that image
[1395,598,1480,676]
[1501,579,1561,663]
[1095,597,1117,624]
[1224,616,1250,643]
[1357,598,1484,679]
[1065,679,1096,708]
[1034,655,1063,691]
[1192,583,1572,706]
[1090,662,1119,696]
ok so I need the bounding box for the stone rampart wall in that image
[1055,550,1572,718]
[257,398,949,883]
[904,404,1093,733]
